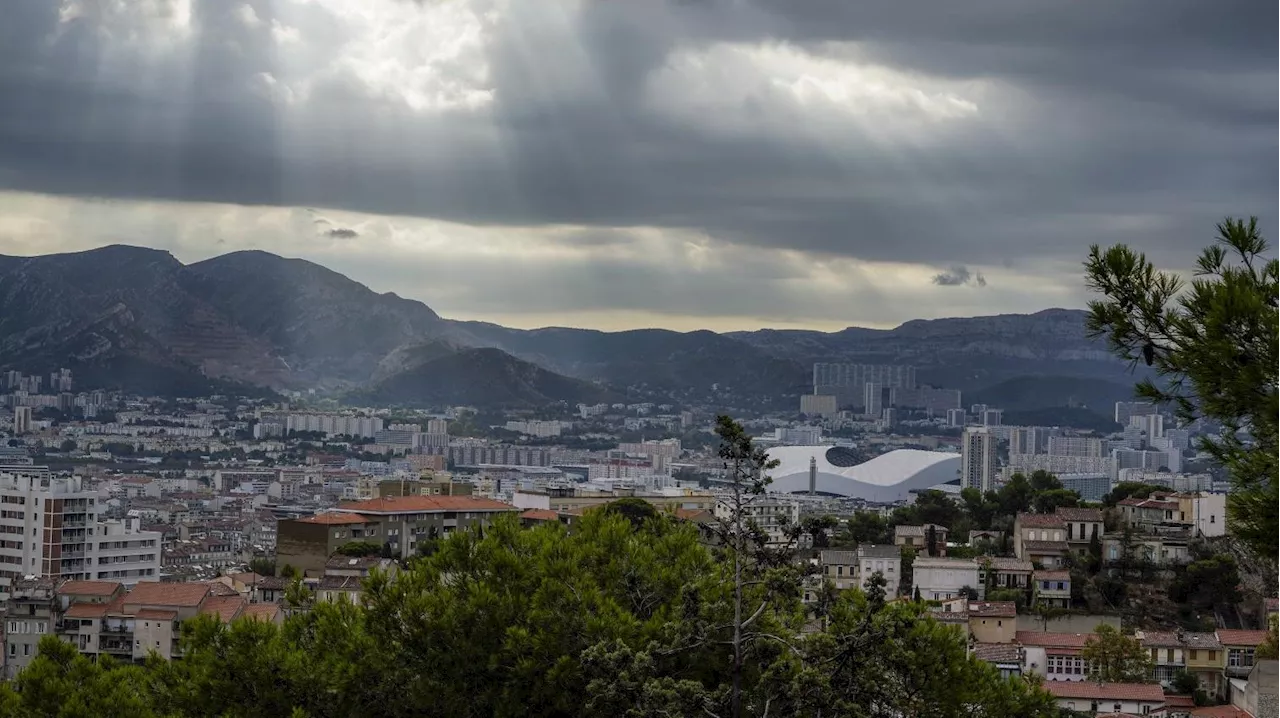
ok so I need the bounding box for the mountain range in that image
[0,245,1145,414]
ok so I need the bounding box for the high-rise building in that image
[1115,401,1158,426]
[864,382,889,418]
[812,363,916,409]
[946,408,966,428]
[425,419,449,435]
[1128,414,1164,441]
[980,408,1003,427]
[12,407,32,435]
[0,468,161,599]
[1008,427,1041,456]
[961,427,997,492]
[1047,436,1105,458]
[799,394,838,418]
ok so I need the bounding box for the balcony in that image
[1225,664,1255,679]
[101,623,133,635]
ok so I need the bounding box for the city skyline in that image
[0,1,1274,332]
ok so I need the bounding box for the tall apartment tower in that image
[1115,401,1158,426]
[812,363,917,410]
[12,407,32,435]
[961,427,997,492]
[946,408,966,428]
[0,467,161,599]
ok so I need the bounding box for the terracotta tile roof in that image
[1017,513,1066,529]
[975,557,1033,572]
[1181,632,1222,650]
[254,576,288,591]
[1190,707,1252,717]
[932,611,969,623]
[135,608,179,621]
[1015,631,1094,648]
[520,509,559,521]
[1055,507,1104,522]
[1042,681,1164,702]
[673,508,713,521]
[318,575,363,591]
[1139,631,1183,648]
[58,580,123,596]
[325,555,386,571]
[1034,570,1071,581]
[238,603,281,622]
[336,496,517,514]
[204,581,241,597]
[63,601,111,618]
[294,513,372,526]
[199,595,245,622]
[124,581,210,608]
[225,572,263,585]
[1022,540,1070,553]
[1216,629,1268,646]
[1163,695,1196,709]
[972,643,1021,663]
[968,601,1017,618]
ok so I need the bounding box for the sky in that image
[0,0,1274,332]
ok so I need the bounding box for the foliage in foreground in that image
[0,512,1055,718]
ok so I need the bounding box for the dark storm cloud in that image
[931,266,987,288]
[324,227,360,239]
[0,0,1273,275]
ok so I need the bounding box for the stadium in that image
[764,446,960,503]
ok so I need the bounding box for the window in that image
[1190,650,1198,660]
[22,644,29,656]
[1210,515,1216,524]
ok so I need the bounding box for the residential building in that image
[894,524,949,556]
[1012,513,1069,568]
[972,643,1023,680]
[819,550,860,591]
[812,363,917,410]
[1115,401,1158,426]
[960,427,997,492]
[911,557,979,601]
[276,496,520,576]
[799,394,837,419]
[1118,495,1182,530]
[1016,631,1092,682]
[1230,660,1276,718]
[1055,507,1104,555]
[1032,570,1071,608]
[967,601,1018,644]
[377,477,473,498]
[1057,473,1112,503]
[1042,681,1165,716]
[514,486,715,516]
[13,406,32,435]
[3,577,58,677]
[1219,629,1269,680]
[1101,531,1192,567]
[1182,632,1226,697]
[975,557,1033,592]
[719,495,801,547]
[1176,492,1227,538]
[1047,436,1105,458]
[856,544,901,592]
[1139,631,1187,686]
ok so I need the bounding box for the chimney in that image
[808,456,817,496]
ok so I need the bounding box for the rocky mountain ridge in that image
[0,245,1140,408]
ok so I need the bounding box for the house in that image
[1117,495,1181,531]
[1013,513,1070,567]
[968,601,1018,644]
[4,578,59,678]
[1054,507,1104,554]
[856,544,901,593]
[1032,570,1071,609]
[1041,680,1165,716]
[316,575,364,604]
[975,557,1033,593]
[1102,532,1192,566]
[252,575,289,604]
[818,551,860,591]
[1218,629,1269,680]
[895,524,949,556]
[972,643,1023,680]
[1016,631,1093,682]
[911,557,979,601]
[1138,631,1187,686]
[1228,659,1276,718]
[1175,493,1227,538]
[1182,632,1226,697]
[969,529,1002,546]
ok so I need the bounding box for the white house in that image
[911,557,979,601]
[1042,681,1165,715]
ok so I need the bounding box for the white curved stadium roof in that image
[765,446,960,503]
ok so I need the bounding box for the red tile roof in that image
[1054,507,1104,522]
[63,601,111,618]
[1042,681,1164,702]
[199,595,246,622]
[135,608,178,621]
[295,513,372,526]
[58,580,123,596]
[519,509,559,522]
[972,643,1021,663]
[238,603,281,623]
[1034,570,1072,581]
[124,581,210,608]
[337,496,518,514]
[1139,631,1183,648]
[1017,513,1066,529]
[1216,629,1268,646]
[203,581,241,597]
[1163,695,1196,709]
[1015,631,1095,648]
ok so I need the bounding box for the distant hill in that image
[350,347,621,408]
[0,244,1147,409]
[999,407,1122,434]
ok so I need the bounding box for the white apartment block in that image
[1046,436,1105,458]
[1006,453,1111,477]
[0,468,161,599]
[284,413,384,438]
[799,394,838,418]
[961,427,997,492]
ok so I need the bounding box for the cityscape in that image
[0,1,1275,717]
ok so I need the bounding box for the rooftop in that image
[1216,629,1268,646]
[894,524,948,537]
[58,580,123,596]
[819,550,859,565]
[1034,570,1071,581]
[1016,513,1065,529]
[1015,631,1094,649]
[972,643,1021,664]
[294,513,372,526]
[134,608,179,621]
[124,581,210,608]
[857,544,901,559]
[1138,631,1183,648]
[63,601,112,618]
[239,603,281,623]
[199,595,246,622]
[519,508,560,522]
[976,557,1033,572]
[1041,681,1164,702]
[1181,632,1222,650]
[336,496,518,515]
[968,601,1017,618]
[1054,507,1104,523]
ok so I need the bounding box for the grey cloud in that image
[931,266,986,288]
[324,227,359,239]
[0,0,1273,295]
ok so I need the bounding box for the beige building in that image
[513,487,715,516]
[894,524,949,556]
[1012,513,1069,568]
[967,601,1018,644]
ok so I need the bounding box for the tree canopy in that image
[0,510,1056,717]
[1085,217,1278,558]
[1081,624,1154,683]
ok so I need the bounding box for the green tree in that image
[0,636,160,717]
[844,511,891,544]
[995,474,1034,518]
[1169,555,1242,610]
[1170,670,1199,695]
[1032,489,1081,515]
[334,541,382,557]
[602,497,660,529]
[1081,625,1154,683]
[802,515,839,549]
[1085,217,1278,558]
[1257,614,1278,660]
[247,557,276,577]
[58,439,77,453]
[1102,482,1158,507]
